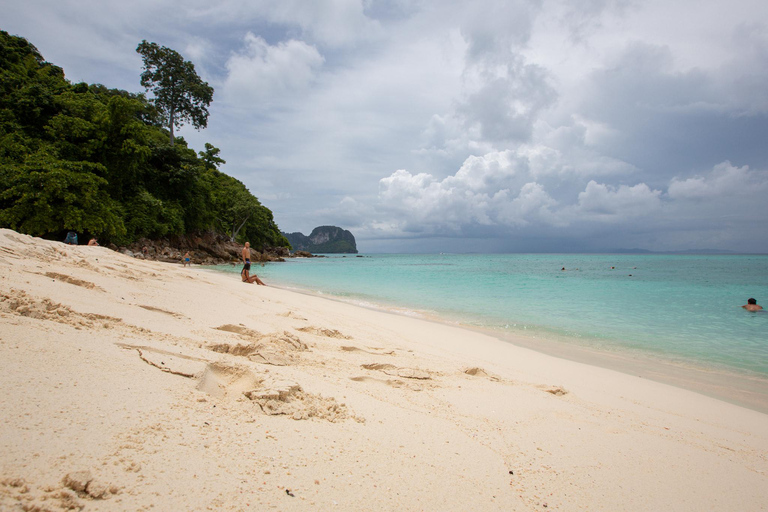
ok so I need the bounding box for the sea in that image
[215,253,768,410]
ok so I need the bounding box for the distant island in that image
[283,226,358,254]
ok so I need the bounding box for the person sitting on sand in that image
[183,252,190,267]
[742,298,763,312]
[241,263,266,285]
[87,238,99,246]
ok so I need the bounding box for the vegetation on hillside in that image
[283,226,358,254]
[0,30,289,249]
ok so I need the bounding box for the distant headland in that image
[283,226,358,254]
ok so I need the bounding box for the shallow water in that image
[217,253,768,378]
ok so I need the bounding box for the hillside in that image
[283,226,358,253]
[0,31,288,250]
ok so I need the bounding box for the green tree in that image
[199,142,225,170]
[215,176,263,242]
[136,40,213,146]
[0,150,125,238]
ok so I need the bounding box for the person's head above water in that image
[748,298,757,305]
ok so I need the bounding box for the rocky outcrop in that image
[282,226,357,254]
[111,232,288,265]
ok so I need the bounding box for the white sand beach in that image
[1,228,767,511]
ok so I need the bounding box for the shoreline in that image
[2,230,767,511]
[207,265,768,415]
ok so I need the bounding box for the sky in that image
[4,0,768,253]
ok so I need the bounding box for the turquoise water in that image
[218,254,768,377]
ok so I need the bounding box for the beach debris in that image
[286,489,295,497]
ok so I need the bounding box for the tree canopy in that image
[136,40,214,146]
[0,30,289,250]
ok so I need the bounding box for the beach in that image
[1,229,767,511]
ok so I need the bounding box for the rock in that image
[283,226,358,254]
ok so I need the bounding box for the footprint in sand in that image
[349,375,407,388]
[341,346,395,356]
[361,363,432,380]
[296,326,351,339]
[538,385,568,396]
[463,367,501,382]
[139,305,186,318]
[208,330,308,366]
[0,289,121,328]
[196,362,262,398]
[279,311,308,321]
[214,324,261,339]
[42,272,103,291]
[124,345,207,378]
[245,380,362,422]
[194,362,362,422]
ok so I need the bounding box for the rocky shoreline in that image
[105,231,316,265]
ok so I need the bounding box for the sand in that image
[0,228,766,511]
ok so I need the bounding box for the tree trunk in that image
[169,106,175,146]
[230,215,250,242]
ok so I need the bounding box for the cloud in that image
[5,0,768,251]
[374,148,659,236]
[457,54,557,143]
[222,33,324,107]
[668,162,757,199]
[573,40,768,180]
[257,0,383,46]
[573,180,662,220]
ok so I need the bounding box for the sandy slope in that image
[0,229,766,511]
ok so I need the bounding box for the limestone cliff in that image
[282,226,358,254]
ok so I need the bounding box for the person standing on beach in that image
[241,242,266,285]
[742,298,763,311]
[183,252,190,267]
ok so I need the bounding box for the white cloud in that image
[261,0,382,46]
[668,161,768,200]
[222,33,324,106]
[574,180,662,220]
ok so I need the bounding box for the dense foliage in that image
[0,31,289,249]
